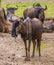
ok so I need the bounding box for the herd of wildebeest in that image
[0,3,54,61]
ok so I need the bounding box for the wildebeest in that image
[43,19,54,32]
[0,7,9,32]
[23,3,47,23]
[6,5,21,35]
[16,17,43,61]
[6,5,18,21]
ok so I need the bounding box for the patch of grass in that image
[30,41,47,53]
[1,2,54,17]
[41,41,47,47]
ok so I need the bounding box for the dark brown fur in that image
[0,8,9,33]
[23,5,47,23]
[18,18,43,61]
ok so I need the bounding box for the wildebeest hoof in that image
[39,54,41,57]
[24,57,30,61]
[11,34,17,37]
[31,55,34,58]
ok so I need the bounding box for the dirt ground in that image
[0,32,54,65]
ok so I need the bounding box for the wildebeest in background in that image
[6,5,18,15]
[16,17,43,61]
[23,3,47,23]
[6,4,22,34]
[0,7,9,33]
[43,19,54,32]
[6,5,18,21]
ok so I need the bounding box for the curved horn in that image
[15,5,18,10]
[35,5,47,10]
[6,4,9,9]
[44,5,47,10]
[14,5,18,10]
[33,2,36,7]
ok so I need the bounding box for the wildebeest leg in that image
[37,39,41,57]
[23,39,28,60]
[27,40,31,61]
[11,20,19,37]
[31,40,36,57]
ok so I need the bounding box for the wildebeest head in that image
[33,3,47,19]
[6,5,18,21]
[6,5,18,15]
[38,5,47,23]
[38,8,45,23]
[33,3,47,10]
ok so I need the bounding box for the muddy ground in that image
[0,32,54,65]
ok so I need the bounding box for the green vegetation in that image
[41,42,47,47]
[0,0,1,7]
[1,1,54,18]
[30,41,47,52]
